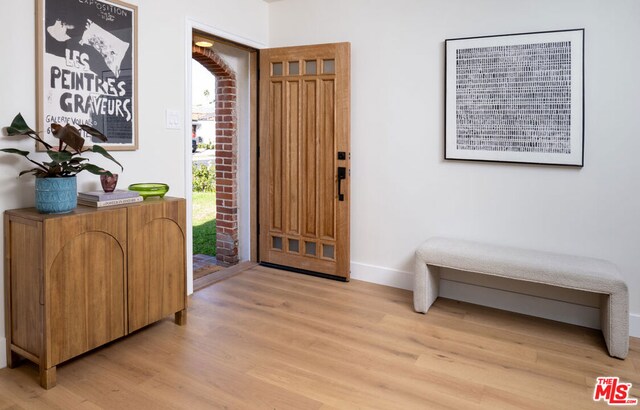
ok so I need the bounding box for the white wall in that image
[269,0,640,332]
[0,0,268,368]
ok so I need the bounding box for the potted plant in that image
[1,113,123,214]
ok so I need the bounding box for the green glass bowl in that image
[128,183,169,199]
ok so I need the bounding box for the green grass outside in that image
[192,192,216,256]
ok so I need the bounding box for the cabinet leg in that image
[40,365,56,389]
[7,350,23,369]
[175,309,187,326]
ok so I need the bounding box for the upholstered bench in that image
[414,237,629,359]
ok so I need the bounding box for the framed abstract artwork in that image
[36,0,138,151]
[445,29,584,166]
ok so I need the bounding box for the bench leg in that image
[600,292,629,359]
[414,260,439,313]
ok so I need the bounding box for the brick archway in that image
[192,45,238,266]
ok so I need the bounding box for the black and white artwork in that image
[37,0,138,150]
[445,29,584,166]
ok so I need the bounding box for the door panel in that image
[48,232,126,365]
[44,210,127,367]
[302,78,317,238]
[259,43,350,278]
[286,79,300,236]
[320,78,335,240]
[270,81,284,233]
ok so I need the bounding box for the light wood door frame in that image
[258,43,350,279]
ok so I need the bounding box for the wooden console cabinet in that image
[4,197,186,389]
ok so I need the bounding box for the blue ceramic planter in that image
[35,176,77,214]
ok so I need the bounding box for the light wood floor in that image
[1,265,639,409]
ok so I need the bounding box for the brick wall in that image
[192,45,238,265]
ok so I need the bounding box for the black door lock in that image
[337,167,346,201]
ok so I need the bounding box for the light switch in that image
[166,109,182,129]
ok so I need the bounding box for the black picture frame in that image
[36,0,138,151]
[445,29,584,167]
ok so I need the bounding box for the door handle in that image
[337,167,346,201]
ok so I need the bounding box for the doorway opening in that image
[189,29,257,287]
[191,54,220,279]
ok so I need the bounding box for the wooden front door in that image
[259,43,350,279]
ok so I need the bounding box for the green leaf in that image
[79,125,108,142]
[82,163,111,175]
[6,127,26,136]
[61,163,82,173]
[51,124,85,152]
[67,157,89,164]
[7,113,36,135]
[0,148,30,156]
[91,145,123,171]
[3,113,53,150]
[47,150,73,163]
[2,147,51,173]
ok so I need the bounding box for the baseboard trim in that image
[0,337,6,369]
[631,314,640,339]
[350,261,413,290]
[350,261,639,337]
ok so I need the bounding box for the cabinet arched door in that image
[127,199,186,332]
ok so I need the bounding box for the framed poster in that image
[37,0,138,151]
[445,29,584,166]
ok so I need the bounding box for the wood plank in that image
[92,332,323,410]
[207,275,549,400]
[1,266,638,408]
[192,260,257,291]
[193,298,485,408]
[6,217,43,360]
